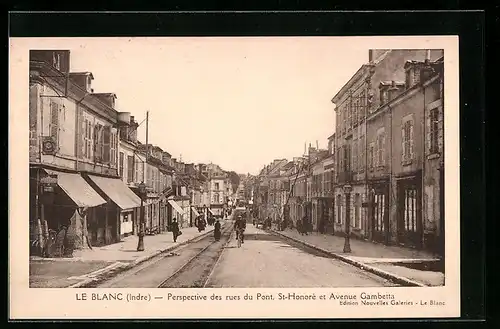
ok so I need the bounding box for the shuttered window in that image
[368,142,375,170]
[94,124,102,161]
[359,135,365,172]
[402,119,414,163]
[127,155,134,183]
[119,152,124,177]
[429,108,440,154]
[376,130,386,167]
[102,126,111,163]
[29,85,38,147]
[352,139,358,172]
[49,100,59,146]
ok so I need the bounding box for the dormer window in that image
[380,89,388,105]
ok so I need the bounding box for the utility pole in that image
[137,111,149,252]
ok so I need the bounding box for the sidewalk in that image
[30,222,224,288]
[272,228,444,287]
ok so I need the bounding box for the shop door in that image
[371,184,390,245]
[397,178,422,248]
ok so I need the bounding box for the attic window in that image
[380,89,388,105]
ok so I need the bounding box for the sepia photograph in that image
[10,35,460,319]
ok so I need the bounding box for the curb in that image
[69,227,218,288]
[270,230,427,287]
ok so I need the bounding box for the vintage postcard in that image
[9,36,460,319]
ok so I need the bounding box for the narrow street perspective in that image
[27,42,445,289]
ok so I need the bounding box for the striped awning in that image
[168,200,185,214]
[44,170,106,208]
[191,207,200,217]
[88,175,141,210]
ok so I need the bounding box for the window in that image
[101,126,111,163]
[430,108,439,154]
[215,182,220,190]
[94,124,103,161]
[376,130,386,167]
[110,131,117,166]
[380,89,388,105]
[374,193,385,232]
[342,108,346,134]
[352,139,358,172]
[403,188,418,233]
[119,152,124,177]
[353,99,358,125]
[354,193,361,228]
[402,119,414,163]
[347,100,352,129]
[336,195,342,224]
[368,142,375,170]
[359,135,365,172]
[127,156,134,183]
[49,100,59,146]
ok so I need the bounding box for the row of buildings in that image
[29,50,236,255]
[252,49,445,257]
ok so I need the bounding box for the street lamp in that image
[136,181,147,252]
[343,184,353,253]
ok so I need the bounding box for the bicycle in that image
[236,229,244,248]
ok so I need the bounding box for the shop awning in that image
[44,170,106,208]
[208,208,215,215]
[191,207,200,217]
[168,200,185,214]
[88,175,141,210]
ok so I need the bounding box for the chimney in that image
[368,49,373,62]
[425,50,431,64]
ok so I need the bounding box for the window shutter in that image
[426,113,432,154]
[437,106,444,152]
[382,134,386,165]
[94,124,100,159]
[102,126,111,163]
[50,101,59,143]
[79,112,85,158]
[409,121,414,159]
[402,124,406,162]
[29,85,38,147]
[374,137,379,167]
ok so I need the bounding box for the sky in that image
[67,37,369,175]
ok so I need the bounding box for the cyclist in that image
[234,215,246,244]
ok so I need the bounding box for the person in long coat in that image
[214,219,221,241]
[171,218,180,242]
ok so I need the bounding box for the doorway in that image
[397,177,423,248]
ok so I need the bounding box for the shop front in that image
[30,168,107,256]
[85,174,142,245]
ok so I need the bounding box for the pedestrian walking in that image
[171,218,181,242]
[214,219,221,241]
[301,215,309,235]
